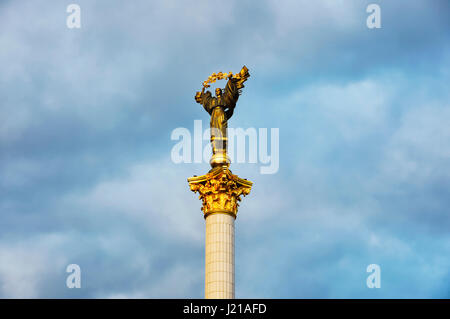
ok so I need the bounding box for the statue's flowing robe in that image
[199,79,240,155]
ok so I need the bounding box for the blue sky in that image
[0,0,449,298]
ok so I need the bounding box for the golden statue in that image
[195,66,250,167]
[189,66,252,220]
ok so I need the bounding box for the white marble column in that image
[205,213,235,299]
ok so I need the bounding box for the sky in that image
[0,0,449,298]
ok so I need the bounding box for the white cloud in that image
[380,103,450,185]
[96,262,202,298]
[0,233,69,298]
[61,159,205,243]
[268,0,359,33]
[0,158,43,188]
[0,106,32,143]
[279,78,392,141]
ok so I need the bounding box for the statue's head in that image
[215,88,222,97]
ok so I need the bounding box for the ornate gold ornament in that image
[188,166,252,219]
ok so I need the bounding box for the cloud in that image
[1,0,449,298]
[278,78,392,142]
[61,159,205,243]
[381,103,450,185]
[0,233,69,298]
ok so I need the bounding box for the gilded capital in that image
[188,166,252,219]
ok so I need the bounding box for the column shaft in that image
[205,213,235,299]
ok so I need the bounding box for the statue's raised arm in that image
[223,66,250,111]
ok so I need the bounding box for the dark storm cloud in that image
[0,0,449,297]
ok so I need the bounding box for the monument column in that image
[188,66,252,299]
[188,165,252,299]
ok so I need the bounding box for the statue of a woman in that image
[195,66,250,167]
